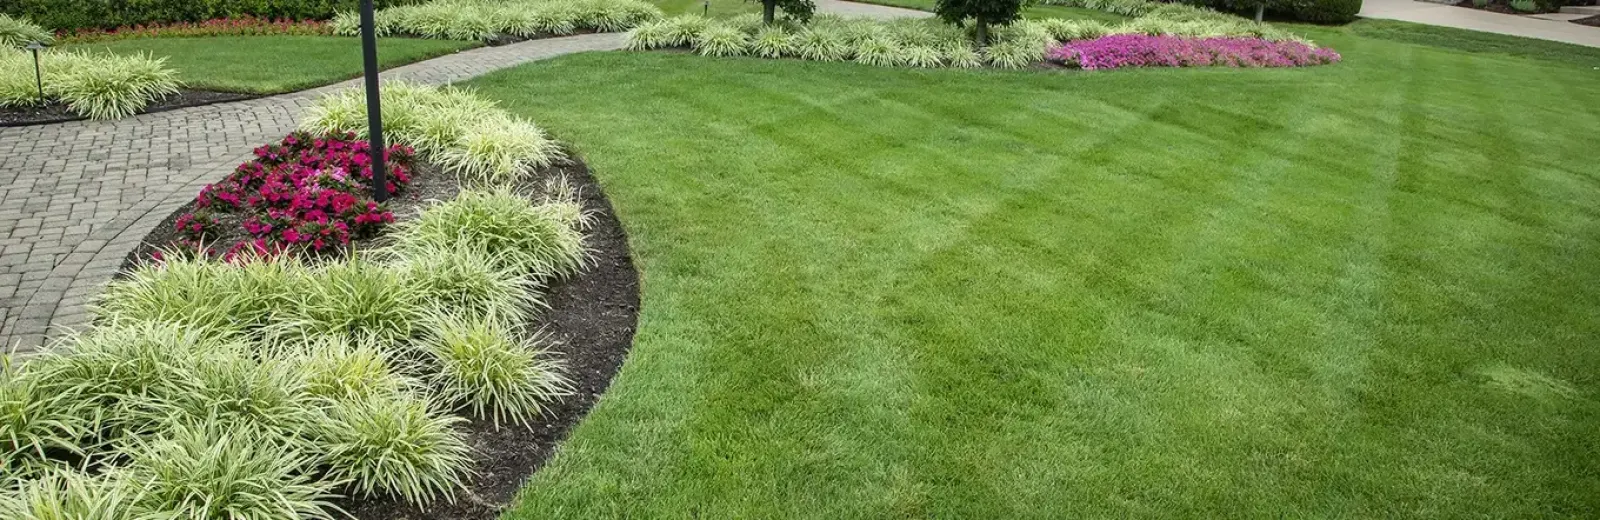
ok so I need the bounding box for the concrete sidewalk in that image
[1360,0,1600,48]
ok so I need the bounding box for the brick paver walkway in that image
[0,0,925,353]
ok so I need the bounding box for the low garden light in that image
[359,0,390,202]
[703,0,710,16]
[25,40,46,104]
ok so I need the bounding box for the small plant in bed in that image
[1,47,181,120]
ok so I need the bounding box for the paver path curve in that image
[0,0,925,353]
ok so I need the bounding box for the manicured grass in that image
[467,23,1600,519]
[1344,18,1600,69]
[63,36,479,94]
[852,0,1132,22]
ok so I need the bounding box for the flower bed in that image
[55,17,333,44]
[177,131,411,257]
[1047,34,1341,69]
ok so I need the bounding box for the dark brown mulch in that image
[1575,14,1600,26]
[121,158,643,520]
[0,89,257,127]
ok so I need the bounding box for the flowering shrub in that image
[183,132,412,255]
[1047,34,1340,70]
[55,17,332,43]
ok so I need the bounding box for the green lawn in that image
[64,36,479,94]
[461,19,1600,520]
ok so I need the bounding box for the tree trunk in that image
[763,0,777,24]
[1254,4,1264,22]
[975,20,989,46]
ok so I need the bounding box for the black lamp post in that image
[359,0,389,202]
[25,41,46,105]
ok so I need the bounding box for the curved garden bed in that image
[122,157,641,520]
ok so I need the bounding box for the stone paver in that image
[1361,0,1600,48]
[0,1,927,354]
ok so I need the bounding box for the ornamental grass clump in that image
[121,422,341,520]
[151,354,323,447]
[391,187,591,279]
[749,27,795,58]
[312,391,472,505]
[397,245,545,324]
[302,83,562,184]
[0,14,51,48]
[1047,34,1341,70]
[275,256,424,344]
[695,25,750,57]
[335,0,663,41]
[417,313,572,428]
[0,357,92,468]
[0,469,156,520]
[793,27,850,61]
[288,336,418,400]
[47,51,182,120]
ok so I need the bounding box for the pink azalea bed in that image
[1047,34,1341,70]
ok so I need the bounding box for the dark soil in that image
[122,158,643,520]
[0,89,256,127]
[1575,14,1600,26]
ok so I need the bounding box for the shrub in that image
[3,0,417,31]
[312,391,472,505]
[1274,0,1363,23]
[391,187,590,278]
[397,245,544,324]
[749,26,795,58]
[301,83,562,184]
[0,469,156,520]
[275,256,424,344]
[56,17,332,43]
[0,14,51,47]
[121,422,340,520]
[417,313,571,428]
[695,24,750,56]
[1047,34,1341,69]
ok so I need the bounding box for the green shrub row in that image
[628,15,1053,69]
[627,12,1309,70]
[1047,0,1362,23]
[331,0,662,41]
[0,0,418,31]
[0,184,591,516]
[0,48,181,119]
[300,82,564,184]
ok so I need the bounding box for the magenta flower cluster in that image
[180,131,414,256]
[1047,34,1341,70]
